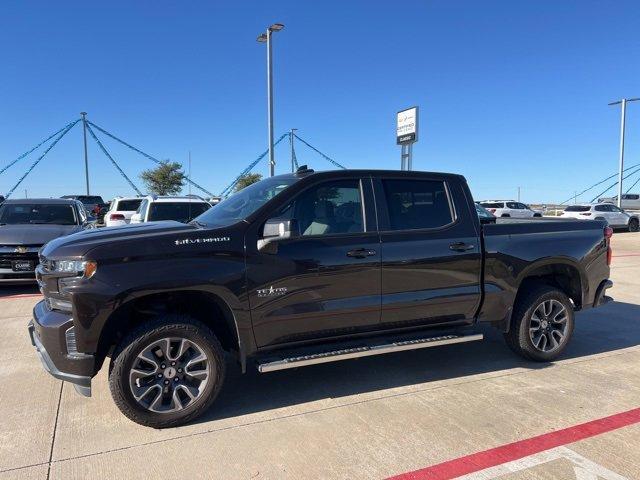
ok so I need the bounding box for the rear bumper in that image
[28,300,94,396]
[593,279,614,308]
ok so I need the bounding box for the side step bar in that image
[257,333,483,373]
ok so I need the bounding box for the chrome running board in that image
[257,333,484,373]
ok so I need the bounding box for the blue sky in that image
[0,0,639,203]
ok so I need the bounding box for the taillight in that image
[604,226,613,265]
[489,209,496,213]
[110,213,125,221]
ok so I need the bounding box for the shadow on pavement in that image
[196,300,640,424]
[0,284,39,298]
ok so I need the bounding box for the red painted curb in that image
[0,293,42,300]
[388,407,640,480]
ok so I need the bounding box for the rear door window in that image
[148,202,210,223]
[565,206,592,212]
[480,202,504,209]
[382,179,454,231]
[506,202,519,209]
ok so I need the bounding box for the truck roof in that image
[273,169,466,181]
[3,198,77,205]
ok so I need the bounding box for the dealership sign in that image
[396,106,419,145]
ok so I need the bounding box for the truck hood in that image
[0,224,81,246]
[39,221,222,259]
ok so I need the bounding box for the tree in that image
[234,173,263,192]
[140,161,185,195]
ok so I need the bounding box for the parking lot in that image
[0,233,637,479]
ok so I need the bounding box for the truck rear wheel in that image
[504,285,574,362]
[108,315,226,428]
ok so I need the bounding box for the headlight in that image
[53,259,97,278]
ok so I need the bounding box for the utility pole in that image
[608,98,639,207]
[517,186,521,202]
[81,112,90,195]
[290,128,298,172]
[257,23,284,177]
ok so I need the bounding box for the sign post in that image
[396,106,419,170]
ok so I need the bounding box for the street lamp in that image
[609,97,640,207]
[257,23,285,177]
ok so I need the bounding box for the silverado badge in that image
[174,236,230,246]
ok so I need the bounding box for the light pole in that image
[81,112,90,194]
[609,98,639,207]
[290,128,298,172]
[257,23,284,177]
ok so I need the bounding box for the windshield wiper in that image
[189,220,207,228]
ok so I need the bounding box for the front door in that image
[374,175,482,329]
[246,177,381,348]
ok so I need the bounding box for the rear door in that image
[374,174,482,329]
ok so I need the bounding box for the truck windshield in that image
[195,176,298,227]
[0,204,77,225]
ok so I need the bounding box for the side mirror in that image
[258,218,299,253]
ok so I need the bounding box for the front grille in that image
[0,252,39,269]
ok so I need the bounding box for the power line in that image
[5,120,80,198]
[0,120,78,176]
[85,123,142,195]
[293,134,346,169]
[87,121,214,197]
[219,133,288,197]
[561,161,640,204]
[590,165,640,203]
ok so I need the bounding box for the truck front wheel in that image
[504,285,575,362]
[108,315,226,428]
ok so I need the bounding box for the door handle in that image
[449,242,475,252]
[347,248,377,258]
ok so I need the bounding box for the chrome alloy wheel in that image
[529,299,569,352]
[129,337,210,413]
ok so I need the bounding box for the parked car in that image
[0,198,91,282]
[561,203,639,232]
[478,200,543,218]
[475,203,496,223]
[104,197,143,227]
[597,194,640,211]
[60,195,107,220]
[130,196,211,224]
[30,168,613,427]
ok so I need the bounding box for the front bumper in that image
[28,300,94,397]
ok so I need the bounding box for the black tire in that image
[504,284,574,362]
[109,314,226,428]
[501,214,511,217]
[629,218,639,233]
[533,213,542,217]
